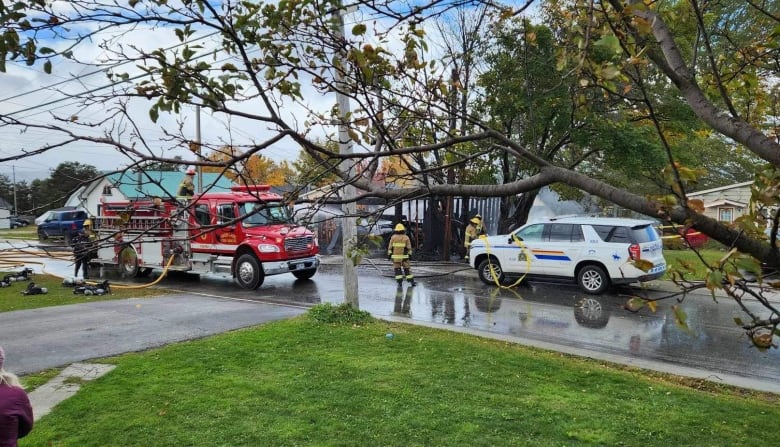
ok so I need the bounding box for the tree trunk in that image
[498,188,539,234]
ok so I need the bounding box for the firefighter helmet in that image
[394,223,406,232]
[470,217,480,224]
[474,214,482,220]
[185,167,196,175]
[83,219,92,227]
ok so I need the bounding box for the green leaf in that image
[351,24,366,36]
[594,35,621,55]
[705,270,723,291]
[733,317,744,326]
[624,297,645,312]
[43,60,51,74]
[631,259,654,272]
[672,305,689,331]
[601,65,621,80]
[149,107,159,123]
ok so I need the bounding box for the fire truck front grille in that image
[285,236,313,253]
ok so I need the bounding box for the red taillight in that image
[628,243,641,260]
[72,223,77,229]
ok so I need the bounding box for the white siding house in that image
[687,181,752,222]
[65,171,235,218]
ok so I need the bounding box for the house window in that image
[719,207,734,222]
[102,185,112,195]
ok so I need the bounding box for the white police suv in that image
[469,216,666,294]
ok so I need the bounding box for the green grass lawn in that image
[663,248,728,280]
[0,273,167,312]
[0,225,38,240]
[20,309,780,447]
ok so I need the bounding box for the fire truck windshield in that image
[240,202,292,227]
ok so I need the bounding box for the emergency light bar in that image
[231,185,271,193]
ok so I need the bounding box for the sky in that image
[0,26,310,182]
[0,1,535,184]
[0,1,352,183]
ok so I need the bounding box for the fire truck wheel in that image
[292,269,317,280]
[118,246,140,278]
[235,253,264,289]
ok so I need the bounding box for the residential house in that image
[686,181,753,223]
[0,197,11,230]
[65,170,235,217]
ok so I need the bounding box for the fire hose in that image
[0,245,177,290]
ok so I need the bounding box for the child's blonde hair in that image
[0,370,22,388]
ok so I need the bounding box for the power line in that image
[0,30,222,105]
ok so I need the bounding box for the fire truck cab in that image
[94,185,319,289]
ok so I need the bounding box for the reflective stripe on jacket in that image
[387,233,412,260]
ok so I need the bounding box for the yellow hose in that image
[109,254,176,289]
[480,234,530,289]
[0,245,177,290]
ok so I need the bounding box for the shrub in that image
[308,303,375,325]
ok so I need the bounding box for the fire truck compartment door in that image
[140,242,164,265]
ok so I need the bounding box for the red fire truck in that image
[93,185,319,289]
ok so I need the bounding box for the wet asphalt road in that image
[2,240,780,391]
[97,257,780,389]
[194,263,780,388]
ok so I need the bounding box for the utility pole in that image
[333,4,359,307]
[196,105,203,193]
[12,165,17,215]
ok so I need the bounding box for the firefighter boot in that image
[405,268,416,286]
[395,267,404,286]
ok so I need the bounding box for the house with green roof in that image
[65,170,235,217]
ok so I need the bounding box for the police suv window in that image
[572,224,584,242]
[608,227,631,243]
[517,224,545,242]
[592,225,612,241]
[549,224,573,242]
[630,225,657,243]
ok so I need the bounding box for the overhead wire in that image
[0,30,222,106]
[0,6,418,168]
[0,6,392,122]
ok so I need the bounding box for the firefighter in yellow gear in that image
[464,214,485,261]
[177,167,196,199]
[387,223,416,286]
[473,214,485,235]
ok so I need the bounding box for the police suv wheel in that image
[477,258,504,285]
[577,264,609,295]
[235,254,264,289]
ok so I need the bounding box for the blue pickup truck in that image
[37,209,88,244]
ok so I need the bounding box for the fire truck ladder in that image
[95,216,172,233]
